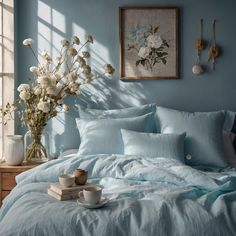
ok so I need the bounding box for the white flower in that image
[29,66,38,73]
[85,35,93,43]
[67,48,78,57]
[147,35,163,49]
[46,86,57,95]
[69,82,80,93]
[61,39,70,47]
[22,38,33,46]
[76,56,86,67]
[103,64,115,75]
[37,102,50,113]
[62,104,69,112]
[19,91,30,100]
[82,65,91,75]
[17,84,30,92]
[67,72,78,82]
[34,87,42,95]
[41,50,52,62]
[57,99,63,105]
[82,51,90,59]
[37,76,51,88]
[138,47,151,58]
[72,36,80,45]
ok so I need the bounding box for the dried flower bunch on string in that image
[1,35,115,162]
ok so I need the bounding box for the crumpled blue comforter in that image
[0,154,236,236]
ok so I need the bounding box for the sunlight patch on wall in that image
[52,9,65,33]
[38,0,51,23]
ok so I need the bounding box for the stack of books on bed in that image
[48,183,92,201]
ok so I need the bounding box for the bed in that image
[0,105,236,236]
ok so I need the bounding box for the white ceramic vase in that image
[5,135,24,165]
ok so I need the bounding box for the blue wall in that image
[15,0,236,155]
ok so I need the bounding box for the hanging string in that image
[200,18,203,40]
[213,19,216,46]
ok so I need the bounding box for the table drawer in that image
[2,173,17,190]
[2,190,11,200]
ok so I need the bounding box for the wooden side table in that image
[0,162,39,206]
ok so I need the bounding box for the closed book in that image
[47,189,79,201]
[50,183,91,195]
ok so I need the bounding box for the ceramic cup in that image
[79,186,102,204]
[73,169,88,185]
[59,174,75,187]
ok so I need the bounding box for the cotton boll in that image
[192,64,204,75]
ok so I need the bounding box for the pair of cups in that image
[59,169,88,187]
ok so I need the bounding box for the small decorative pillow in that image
[76,113,155,155]
[77,104,155,119]
[156,106,227,168]
[121,129,186,163]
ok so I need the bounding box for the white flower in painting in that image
[147,35,163,49]
[17,84,30,92]
[29,66,38,73]
[22,38,33,46]
[19,91,30,100]
[62,104,69,112]
[138,47,151,58]
[37,101,50,113]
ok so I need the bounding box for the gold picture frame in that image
[119,7,179,80]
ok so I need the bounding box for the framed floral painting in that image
[119,7,179,80]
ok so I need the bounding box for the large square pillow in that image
[77,104,155,119]
[76,113,155,155]
[121,129,186,163]
[156,106,227,168]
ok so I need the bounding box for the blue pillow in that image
[121,129,186,162]
[76,113,155,155]
[77,104,155,119]
[156,106,227,168]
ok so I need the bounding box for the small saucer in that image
[77,196,109,209]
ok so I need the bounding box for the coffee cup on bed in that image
[79,186,102,204]
[73,169,88,185]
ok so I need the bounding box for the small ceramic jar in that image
[5,135,24,165]
[73,169,88,185]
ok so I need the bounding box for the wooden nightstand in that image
[0,162,39,206]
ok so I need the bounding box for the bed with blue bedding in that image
[1,153,236,236]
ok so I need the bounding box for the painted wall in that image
[15,0,236,155]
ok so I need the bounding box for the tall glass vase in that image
[24,127,50,163]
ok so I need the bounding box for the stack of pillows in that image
[76,104,236,169]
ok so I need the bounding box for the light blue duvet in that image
[0,154,236,236]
